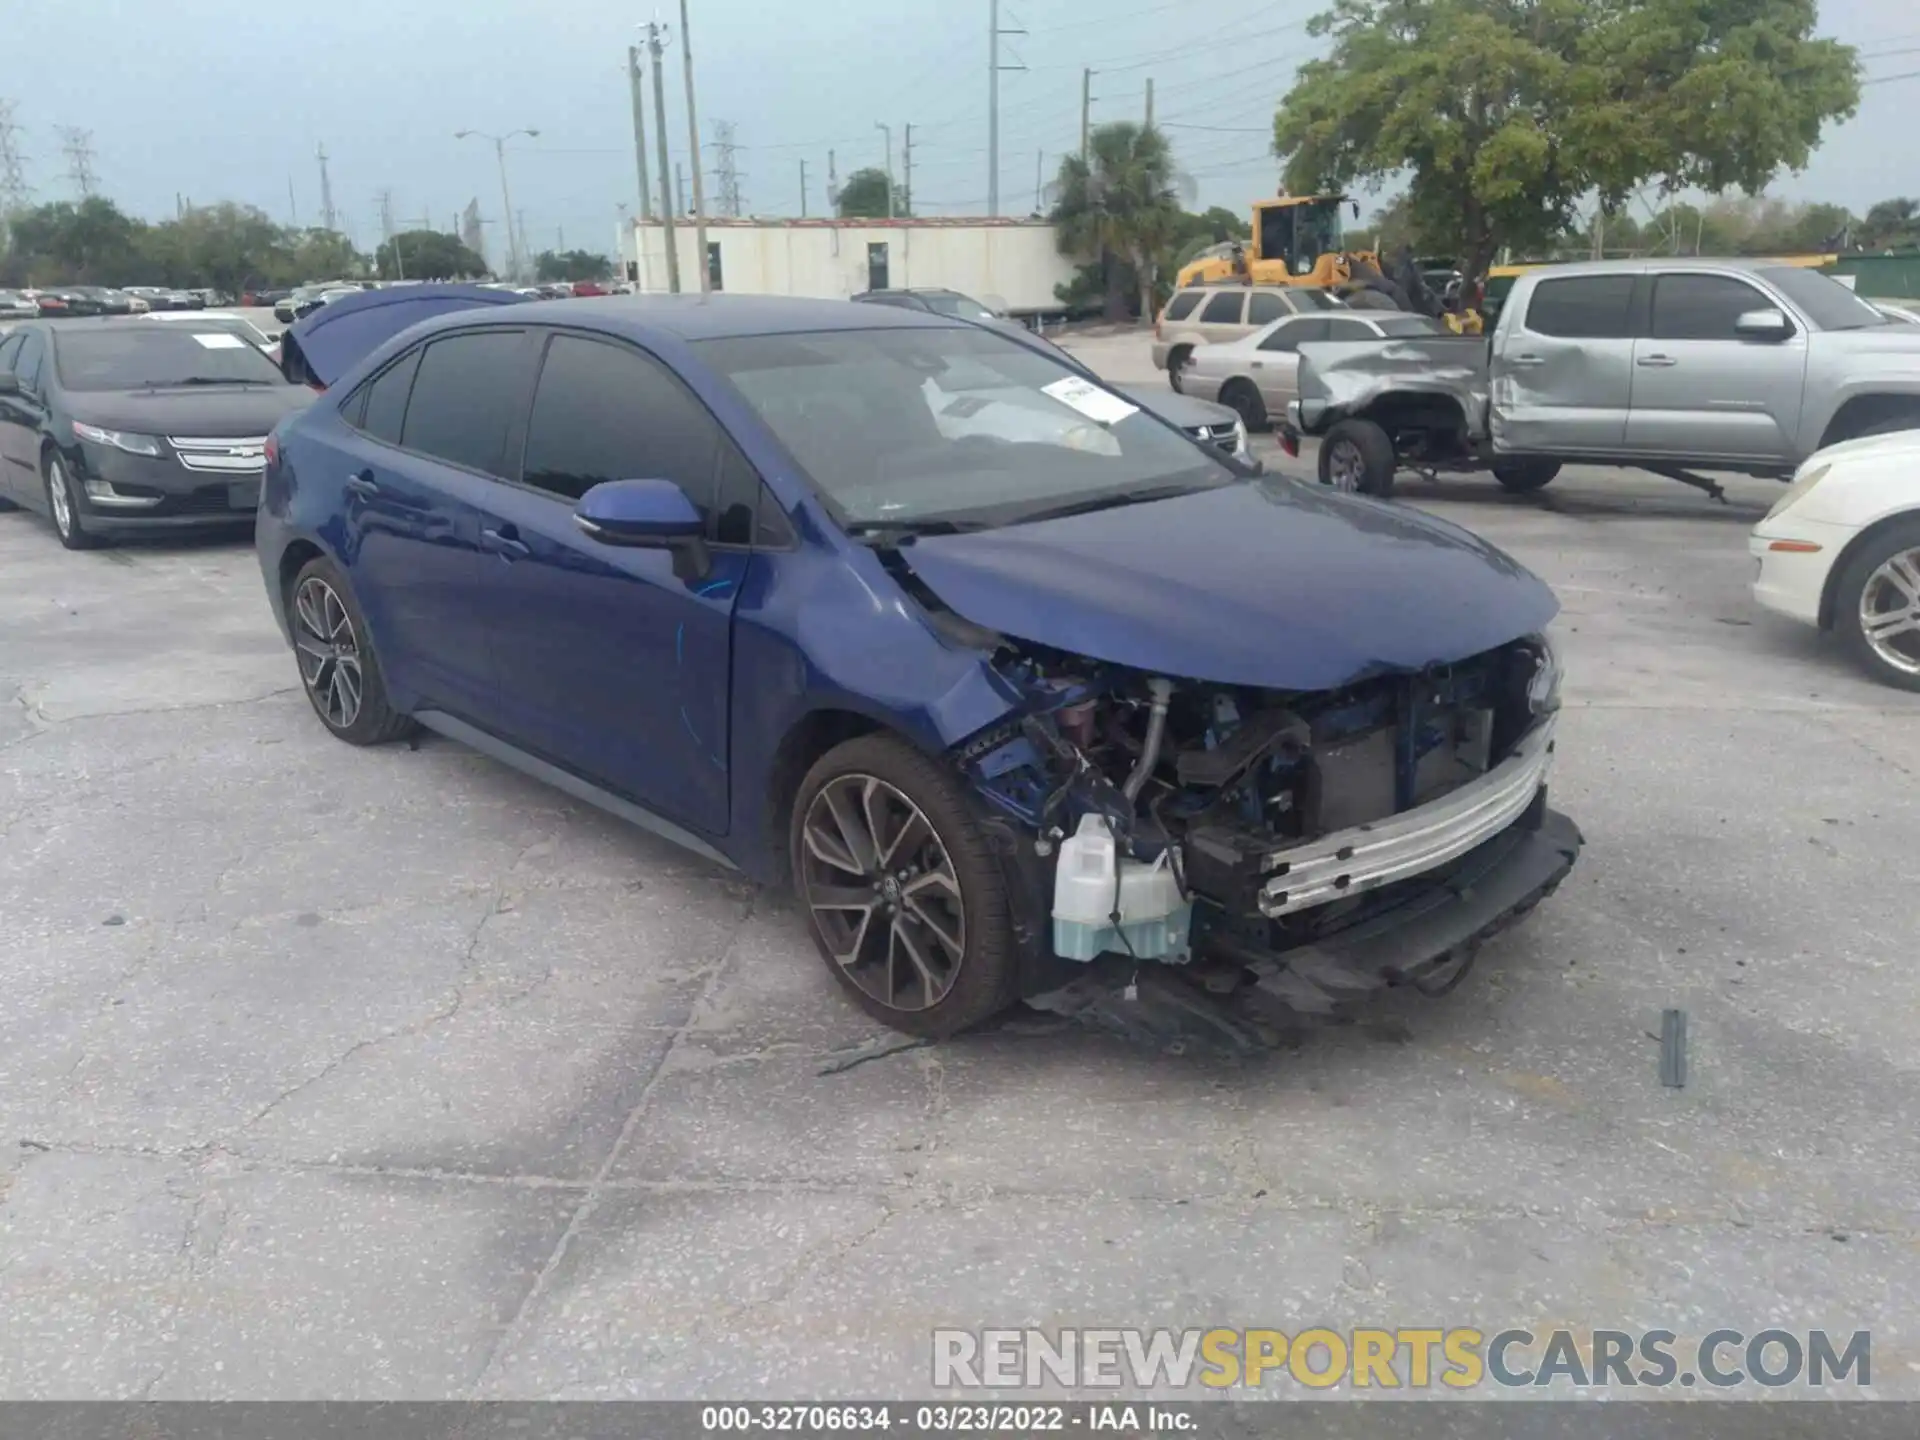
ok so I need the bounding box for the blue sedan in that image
[257,293,1580,1038]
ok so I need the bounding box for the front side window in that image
[1758,266,1888,331]
[699,326,1234,530]
[397,330,527,476]
[52,326,285,392]
[520,334,720,506]
[1650,274,1772,342]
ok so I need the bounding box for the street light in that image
[876,122,894,220]
[455,128,540,280]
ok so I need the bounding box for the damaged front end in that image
[946,619,1582,1037]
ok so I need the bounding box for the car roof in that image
[409,293,967,344]
[1516,256,1789,279]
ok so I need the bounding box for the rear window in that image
[1759,266,1889,332]
[1372,315,1443,336]
[1163,291,1204,322]
[52,326,287,391]
[1524,275,1637,339]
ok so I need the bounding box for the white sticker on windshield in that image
[1041,375,1138,426]
[192,332,246,349]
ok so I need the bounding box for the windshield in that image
[917,292,999,322]
[1759,266,1888,331]
[54,326,289,390]
[699,326,1234,530]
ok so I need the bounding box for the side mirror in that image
[0,372,17,396]
[575,478,710,578]
[1735,307,1793,341]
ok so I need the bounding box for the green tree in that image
[0,197,148,286]
[835,167,909,219]
[286,229,364,284]
[1860,198,1920,251]
[535,248,615,283]
[1274,0,1861,285]
[376,229,486,280]
[1049,121,1183,321]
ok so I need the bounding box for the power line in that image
[1864,69,1920,85]
[56,125,97,198]
[713,119,744,216]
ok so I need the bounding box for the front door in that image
[337,329,534,719]
[477,330,748,836]
[1489,272,1638,454]
[1622,271,1809,462]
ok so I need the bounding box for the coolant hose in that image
[1123,677,1174,804]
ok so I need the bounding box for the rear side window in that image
[520,334,721,508]
[1525,276,1638,339]
[1199,292,1245,324]
[399,331,527,475]
[1163,291,1203,322]
[1649,274,1768,342]
[1247,291,1290,326]
[1259,317,1328,352]
[357,349,421,445]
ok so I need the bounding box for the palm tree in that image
[1049,122,1185,322]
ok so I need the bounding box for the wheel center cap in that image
[878,876,903,904]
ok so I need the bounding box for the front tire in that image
[790,733,1018,1037]
[43,454,99,550]
[1492,458,1561,493]
[1835,518,1920,692]
[1318,418,1397,498]
[1166,345,1193,394]
[289,556,418,744]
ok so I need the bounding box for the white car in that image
[1179,311,1443,432]
[1750,428,1920,690]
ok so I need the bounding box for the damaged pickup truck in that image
[1281,257,1920,502]
[257,294,1581,1041]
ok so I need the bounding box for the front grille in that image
[1185,424,1238,455]
[168,434,268,473]
[167,485,246,515]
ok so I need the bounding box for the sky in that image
[5,0,1917,266]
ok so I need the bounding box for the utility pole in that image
[714,120,743,218]
[799,159,808,218]
[1080,69,1093,160]
[316,142,337,233]
[677,0,711,292]
[376,188,403,279]
[517,209,529,273]
[677,163,688,217]
[987,0,1026,217]
[557,224,566,251]
[455,128,539,280]
[876,123,893,219]
[1145,77,1154,128]
[1033,150,1043,213]
[56,126,97,198]
[0,100,32,222]
[288,176,299,227]
[828,149,839,214]
[903,123,913,215]
[644,22,680,292]
[626,45,653,222]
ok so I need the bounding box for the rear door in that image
[1490,272,1638,453]
[337,328,534,719]
[1193,289,1249,345]
[1623,271,1808,461]
[0,331,30,499]
[1250,316,1328,412]
[475,330,751,835]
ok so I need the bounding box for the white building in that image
[618,216,1079,318]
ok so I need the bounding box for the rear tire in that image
[790,733,1019,1038]
[1166,345,1193,394]
[1219,377,1267,432]
[1492,458,1561,493]
[288,555,418,745]
[1317,418,1397,498]
[1835,517,1920,693]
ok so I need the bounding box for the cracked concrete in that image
[2,333,1918,1400]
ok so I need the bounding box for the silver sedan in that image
[1181,310,1442,430]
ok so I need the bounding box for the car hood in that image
[901,478,1557,690]
[1111,384,1236,430]
[1805,426,1920,469]
[68,385,314,436]
[283,282,529,387]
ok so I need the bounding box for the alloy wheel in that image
[1326,438,1364,492]
[293,577,365,729]
[798,774,966,1013]
[1859,547,1920,676]
[47,459,74,537]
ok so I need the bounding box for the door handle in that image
[481,525,531,561]
[344,470,379,498]
[1251,360,1264,369]
[1637,355,1677,368]
[1506,354,1545,368]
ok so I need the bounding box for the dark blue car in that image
[256,292,1580,1038]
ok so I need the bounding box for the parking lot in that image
[2,327,1917,1400]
